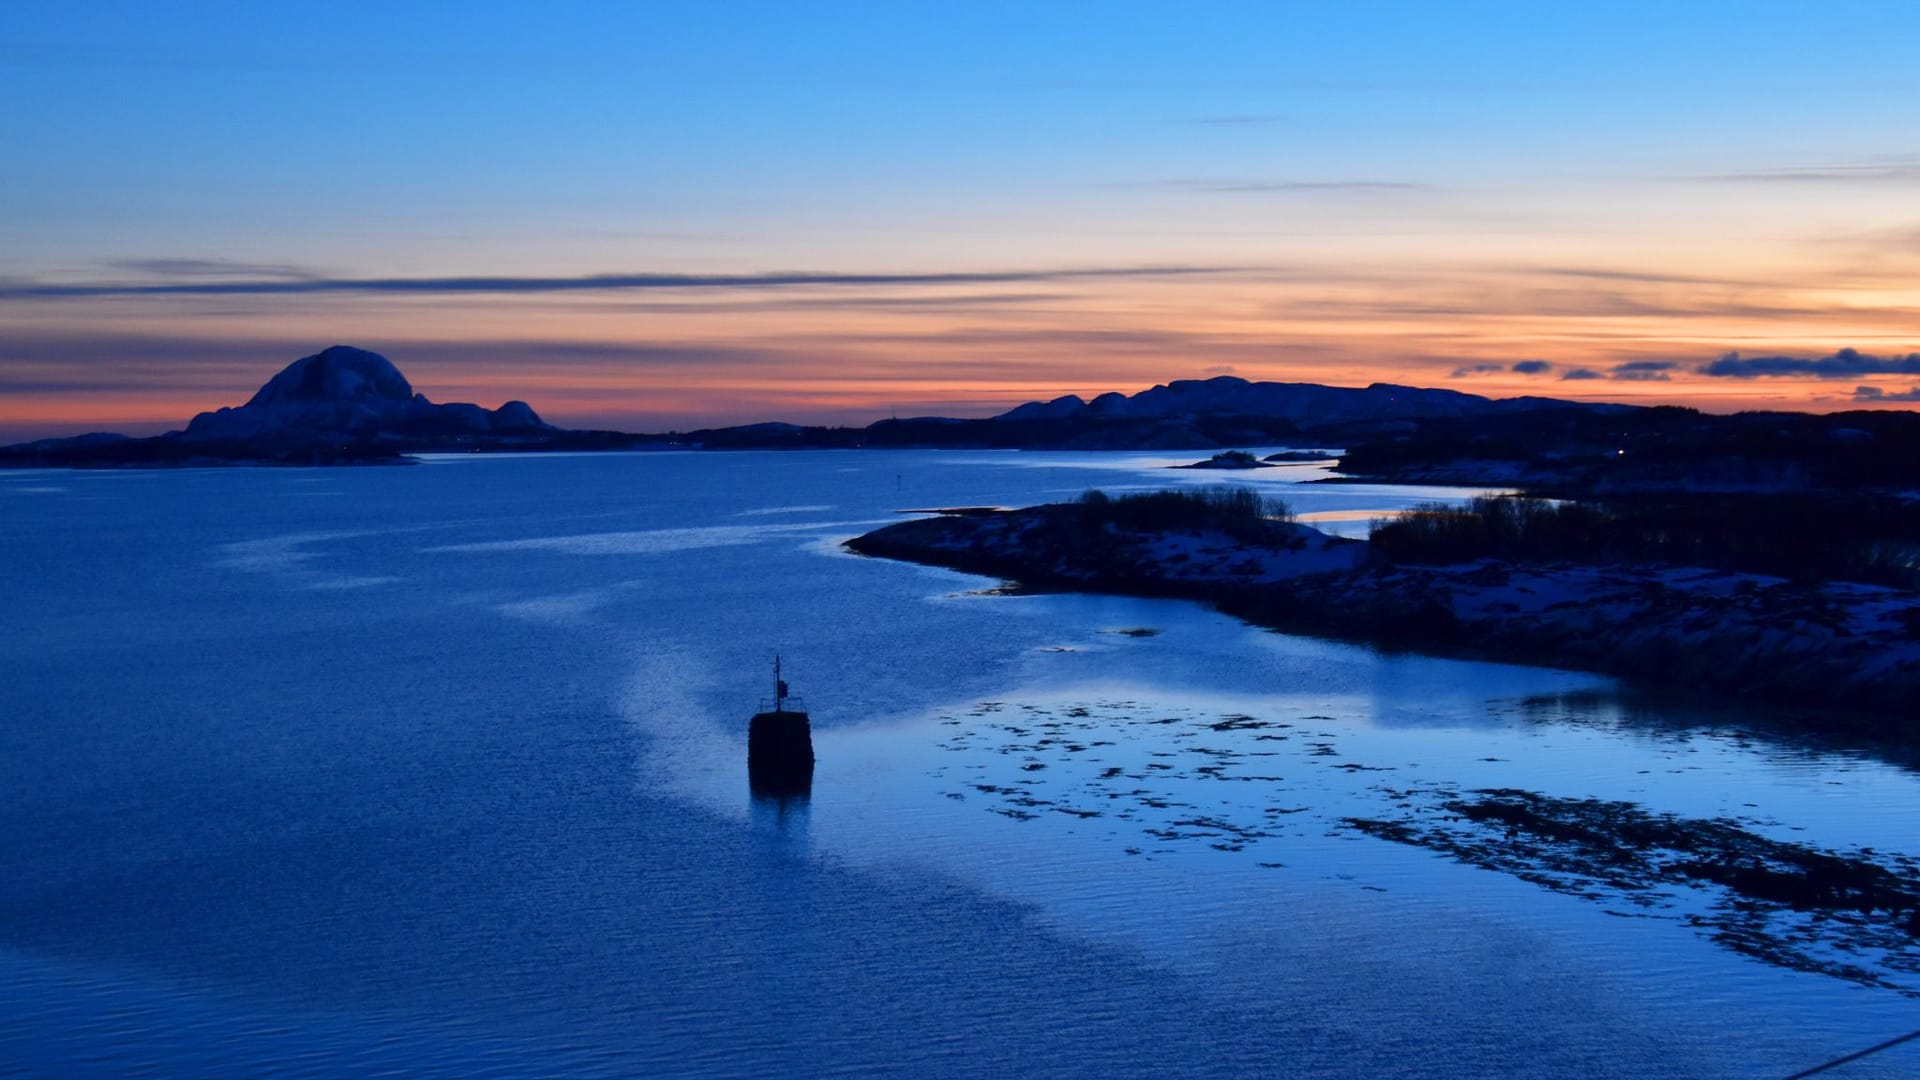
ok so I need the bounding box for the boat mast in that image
[774,654,788,711]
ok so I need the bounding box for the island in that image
[1173,450,1274,470]
[846,489,1920,722]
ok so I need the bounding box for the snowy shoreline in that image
[848,506,1920,723]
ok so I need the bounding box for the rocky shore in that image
[1345,787,1920,992]
[846,504,1920,722]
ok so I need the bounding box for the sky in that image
[5,1,1920,439]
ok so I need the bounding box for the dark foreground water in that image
[1,451,1914,1078]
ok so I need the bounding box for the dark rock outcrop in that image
[1174,450,1273,470]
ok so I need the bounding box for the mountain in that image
[182,345,552,442]
[817,376,1627,452]
[996,376,1603,427]
[1,345,651,467]
[1,355,1635,466]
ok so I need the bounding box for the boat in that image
[748,656,814,796]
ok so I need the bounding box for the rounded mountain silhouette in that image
[185,345,550,442]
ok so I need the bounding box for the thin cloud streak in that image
[0,265,1246,300]
[1450,362,1504,377]
[1531,266,1762,287]
[106,258,326,280]
[1691,161,1920,184]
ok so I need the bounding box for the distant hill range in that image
[6,347,1920,490]
[999,378,1608,425]
[672,376,1633,451]
[2,349,1620,466]
[875,377,1622,451]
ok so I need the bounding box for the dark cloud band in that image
[1854,385,1920,402]
[1700,348,1920,378]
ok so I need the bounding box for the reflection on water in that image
[749,773,814,800]
[1512,687,1920,777]
[750,789,813,840]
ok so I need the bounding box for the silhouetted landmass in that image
[673,381,1920,501]
[1332,404,1920,492]
[0,436,408,468]
[1370,494,1920,588]
[3,360,1633,466]
[8,350,1920,495]
[671,377,1617,452]
[1075,487,1296,543]
[1174,450,1274,470]
[0,345,666,467]
[847,493,1920,720]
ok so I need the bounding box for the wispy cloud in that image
[570,290,1077,315]
[1531,266,1761,287]
[1444,358,1680,383]
[0,264,1243,300]
[1810,222,1920,254]
[1450,362,1504,377]
[1699,348,1920,378]
[0,330,820,373]
[1688,160,1920,184]
[1611,360,1677,381]
[105,257,326,279]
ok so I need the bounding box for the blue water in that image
[1,451,1914,1078]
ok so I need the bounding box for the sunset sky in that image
[6,2,1920,439]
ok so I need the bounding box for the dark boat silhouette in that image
[748,656,814,796]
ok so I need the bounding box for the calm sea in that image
[1,450,1913,1078]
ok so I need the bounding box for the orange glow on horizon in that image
[4,248,1920,440]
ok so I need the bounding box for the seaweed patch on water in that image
[932,698,1405,861]
[1344,787,1920,995]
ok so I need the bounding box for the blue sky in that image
[5,2,1920,435]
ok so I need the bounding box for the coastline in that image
[846,505,1920,724]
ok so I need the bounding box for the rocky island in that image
[847,489,1920,722]
[1173,450,1274,470]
